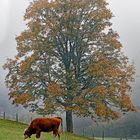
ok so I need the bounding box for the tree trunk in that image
[66,110,73,133]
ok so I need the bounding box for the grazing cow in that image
[24,117,63,139]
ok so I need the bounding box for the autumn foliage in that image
[4,0,135,132]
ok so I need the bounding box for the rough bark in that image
[66,110,73,133]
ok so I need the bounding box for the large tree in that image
[4,0,135,132]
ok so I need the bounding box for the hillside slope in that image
[0,119,93,140]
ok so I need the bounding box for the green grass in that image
[107,139,137,140]
[0,119,93,140]
[96,137,138,140]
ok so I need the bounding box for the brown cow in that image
[24,117,63,139]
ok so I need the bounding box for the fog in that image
[0,0,30,116]
[0,0,140,113]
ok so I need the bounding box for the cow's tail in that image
[60,118,63,133]
[55,116,63,133]
[57,117,63,133]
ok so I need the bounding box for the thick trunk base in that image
[66,110,73,133]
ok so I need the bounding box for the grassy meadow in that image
[0,119,93,140]
[0,119,139,140]
[96,138,138,140]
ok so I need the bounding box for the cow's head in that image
[24,128,31,139]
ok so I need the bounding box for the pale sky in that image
[0,0,10,43]
[107,0,140,105]
[0,0,140,105]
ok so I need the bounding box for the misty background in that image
[0,0,140,137]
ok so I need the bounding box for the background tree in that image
[4,0,135,132]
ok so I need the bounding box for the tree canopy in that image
[4,0,135,132]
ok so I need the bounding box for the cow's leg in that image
[53,129,60,140]
[52,134,56,140]
[58,133,60,140]
[36,129,41,138]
